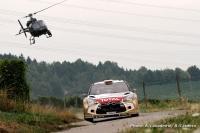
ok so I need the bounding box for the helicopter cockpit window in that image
[38,21,46,27]
[32,22,40,30]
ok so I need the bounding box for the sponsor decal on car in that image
[95,96,125,104]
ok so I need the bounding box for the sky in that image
[0,0,200,71]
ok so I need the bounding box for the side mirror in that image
[82,94,88,97]
[133,89,137,93]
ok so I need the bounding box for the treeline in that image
[0,53,200,98]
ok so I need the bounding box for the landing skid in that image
[46,30,52,38]
[28,30,52,45]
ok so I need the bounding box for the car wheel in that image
[84,117,94,122]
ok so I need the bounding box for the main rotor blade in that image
[19,14,32,19]
[20,16,30,19]
[18,20,27,38]
[33,0,67,15]
[19,0,67,19]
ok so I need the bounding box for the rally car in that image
[83,80,139,122]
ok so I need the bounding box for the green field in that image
[135,81,200,101]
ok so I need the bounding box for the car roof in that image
[93,80,125,85]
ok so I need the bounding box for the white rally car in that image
[83,80,139,122]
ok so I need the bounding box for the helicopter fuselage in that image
[28,19,51,37]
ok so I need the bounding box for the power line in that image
[2,32,200,59]
[0,18,14,25]
[1,9,200,39]
[0,9,25,18]
[0,40,196,67]
[2,31,200,63]
[49,26,200,47]
[98,0,200,13]
[1,17,200,48]
[38,15,200,39]
[1,32,199,69]
[1,32,200,57]
[0,18,11,22]
[1,18,200,49]
[27,0,200,23]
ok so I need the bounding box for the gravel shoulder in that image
[55,110,185,133]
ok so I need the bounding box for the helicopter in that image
[15,0,67,45]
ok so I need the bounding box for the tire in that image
[84,117,94,122]
[131,113,139,117]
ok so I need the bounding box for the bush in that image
[32,96,64,109]
[139,98,161,104]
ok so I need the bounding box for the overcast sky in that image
[0,0,200,71]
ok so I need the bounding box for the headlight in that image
[123,94,133,102]
[87,98,98,105]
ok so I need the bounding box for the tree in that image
[26,56,32,65]
[138,66,148,75]
[187,65,200,81]
[0,59,30,102]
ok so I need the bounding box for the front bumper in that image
[84,100,139,119]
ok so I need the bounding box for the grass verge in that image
[0,91,80,133]
[0,106,80,133]
[121,103,200,133]
[139,100,191,113]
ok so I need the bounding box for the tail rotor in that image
[16,20,27,38]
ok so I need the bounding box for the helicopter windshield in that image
[32,23,40,30]
[38,21,46,27]
[32,20,47,30]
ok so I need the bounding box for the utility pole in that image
[75,95,78,108]
[142,82,147,107]
[176,74,182,104]
[64,96,66,109]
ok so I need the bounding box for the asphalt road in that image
[55,110,185,133]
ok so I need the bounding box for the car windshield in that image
[89,82,129,95]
